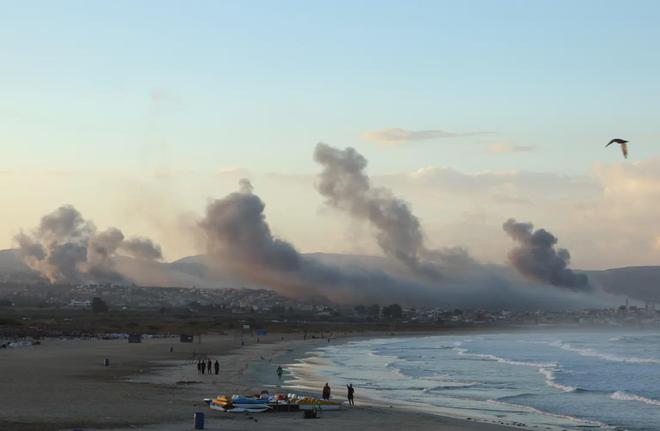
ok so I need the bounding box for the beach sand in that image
[0,332,518,431]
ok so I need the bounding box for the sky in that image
[2,0,660,269]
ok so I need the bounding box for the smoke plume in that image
[503,218,590,290]
[121,238,163,261]
[197,182,607,309]
[313,143,472,278]
[194,179,600,309]
[198,180,446,303]
[14,205,163,284]
[200,178,300,272]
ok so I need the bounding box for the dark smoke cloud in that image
[37,205,94,242]
[313,143,472,278]
[85,227,125,281]
[196,180,608,309]
[88,228,124,264]
[503,218,590,291]
[121,238,163,261]
[14,205,163,284]
[198,180,443,303]
[199,179,300,271]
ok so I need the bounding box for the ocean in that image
[285,331,660,430]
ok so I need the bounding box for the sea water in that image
[285,331,660,430]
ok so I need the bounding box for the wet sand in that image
[0,332,518,431]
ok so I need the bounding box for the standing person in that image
[214,359,219,375]
[322,383,331,400]
[347,384,355,406]
[201,360,206,374]
[196,360,201,375]
[207,359,212,375]
[276,365,283,381]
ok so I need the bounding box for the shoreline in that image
[278,333,616,431]
[0,330,522,431]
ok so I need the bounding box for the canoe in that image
[209,405,270,413]
[209,404,226,411]
[231,397,269,405]
[227,407,270,413]
[232,403,270,409]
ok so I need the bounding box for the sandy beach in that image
[0,332,518,431]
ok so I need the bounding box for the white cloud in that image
[360,128,488,146]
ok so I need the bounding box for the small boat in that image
[231,396,269,409]
[209,404,270,413]
[206,396,271,413]
[230,407,270,413]
[207,395,233,409]
[206,393,340,413]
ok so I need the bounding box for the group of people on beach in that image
[322,382,355,406]
[276,366,356,406]
[196,359,219,375]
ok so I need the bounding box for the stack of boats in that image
[204,393,341,413]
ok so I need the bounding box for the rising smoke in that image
[503,218,590,291]
[198,179,446,303]
[121,238,163,261]
[313,143,472,278]
[14,205,163,284]
[195,178,610,309]
[199,179,301,272]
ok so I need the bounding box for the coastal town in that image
[2,282,659,343]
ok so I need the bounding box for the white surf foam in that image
[538,367,578,393]
[549,340,660,365]
[610,391,660,407]
[453,347,557,368]
[487,399,612,429]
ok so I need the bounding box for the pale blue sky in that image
[2,1,660,264]
[2,0,659,175]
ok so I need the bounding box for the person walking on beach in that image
[276,365,283,381]
[214,360,219,375]
[347,384,355,406]
[322,383,331,400]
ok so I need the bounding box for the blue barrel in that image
[193,412,204,429]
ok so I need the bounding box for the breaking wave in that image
[610,391,660,407]
[422,382,480,393]
[487,399,610,429]
[548,340,660,365]
[453,347,557,368]
[538,367,579,393]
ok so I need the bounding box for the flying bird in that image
[605,138,629,158]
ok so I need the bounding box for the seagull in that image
[605,138,629,158]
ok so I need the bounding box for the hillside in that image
[1,249,658,302]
